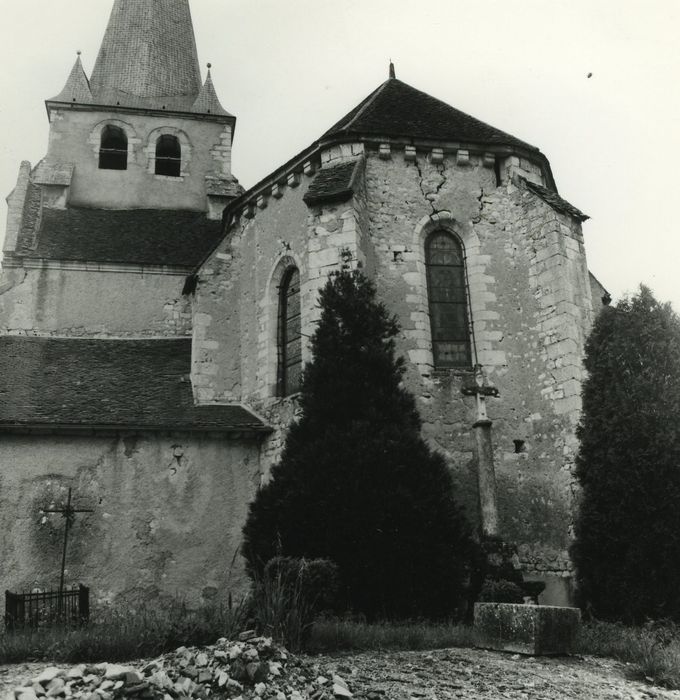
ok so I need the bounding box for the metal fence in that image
[5,585,89,629]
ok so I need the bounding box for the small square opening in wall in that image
[513,439,526,454]
[393,251,404,263]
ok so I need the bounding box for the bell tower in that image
[1,0,237,338]
[42,0,239,215]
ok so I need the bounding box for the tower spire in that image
[89,0,202,109]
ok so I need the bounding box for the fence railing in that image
[5,585,89,629]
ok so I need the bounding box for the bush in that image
[243,270,477,620]
[477,579,524,604]
[572,287,680,623]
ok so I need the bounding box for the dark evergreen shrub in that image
[243,270,477,619]
[572,287,680,623]
[478,579,524,604]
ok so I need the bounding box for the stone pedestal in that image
[474,602,581,655]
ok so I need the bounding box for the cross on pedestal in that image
[461,365,500,538]
[41,487,93,614]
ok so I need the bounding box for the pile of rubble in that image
[11,632,353,700]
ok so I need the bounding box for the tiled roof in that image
[15,206,223,267]
[90,0,202,104]
[303,159,363,205]
[0,337,269,434]
[323,78,537,151]
[523,179,589,222]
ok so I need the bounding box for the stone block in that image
[474,603,580,655]
[456,149,470,165]
[404,145,416,162]
[429,147,444,164]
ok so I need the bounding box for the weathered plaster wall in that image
[0,433,260,606]
[45,108,231,211]
[0,266,190,337]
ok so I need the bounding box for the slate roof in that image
[0,337,269,434]
[323,78,538,151]
[303,159,363,205]
[90,0,201,104]
[523,179,589,222]
[14,206,223,267]
[192,70,232,117]
[49,55,93,105]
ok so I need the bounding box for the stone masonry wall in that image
[361,146,593,579]
[0,433,261,606]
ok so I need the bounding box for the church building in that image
[0,0,605,607]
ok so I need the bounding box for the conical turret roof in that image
[88,0,203,111]
[48,54,93,104]
[192,67,232,117]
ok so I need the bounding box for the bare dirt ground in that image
[308,647,680,700]
[2,646,680,700]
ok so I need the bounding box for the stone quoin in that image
[0,0,607,606]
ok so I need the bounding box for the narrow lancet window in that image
[99,125,128,170]
[155,135,181,177]
[277,267,302,396]
[425,231,471,368]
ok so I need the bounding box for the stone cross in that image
[462,365,500,538]
[41,487,93,613]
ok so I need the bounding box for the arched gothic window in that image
[277,267,302,396]
[425,231,471,368]
[155,135,182,177]
[99,125,128,170]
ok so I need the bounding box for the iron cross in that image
[41,487,93,612]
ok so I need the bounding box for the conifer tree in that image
[572,287,680,623]
[243,270,476,619]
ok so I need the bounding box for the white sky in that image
[0,0,678,310]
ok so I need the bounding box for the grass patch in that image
[307,619,474,653]
[579,620,680,690]
[0,598,246,665]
